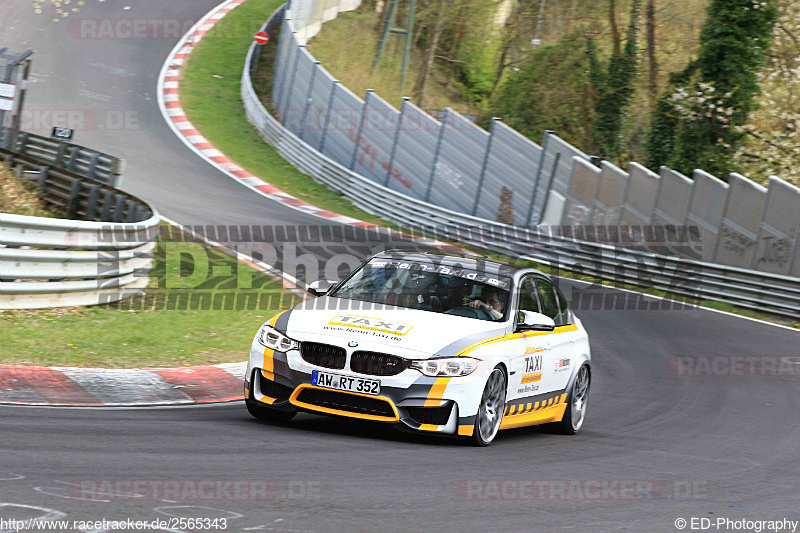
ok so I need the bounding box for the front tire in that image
[470,366,507,446]
[245,399,296,423]
[548,363,590,435]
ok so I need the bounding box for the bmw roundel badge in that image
[348,340,359,347]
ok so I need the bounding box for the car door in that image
[507,276,550,401]
[535,277,577,394]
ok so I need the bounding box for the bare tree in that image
[609,0,621,55]
[646,0,658,105]
[414,0,448,107]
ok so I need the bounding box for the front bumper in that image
[245,340,485,436]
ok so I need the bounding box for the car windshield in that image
[330,258,512,321]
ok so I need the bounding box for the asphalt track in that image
[1,1,799,532]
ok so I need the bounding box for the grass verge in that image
[0,163,51,217]
[0,224,298,368]
[179,0,389,226]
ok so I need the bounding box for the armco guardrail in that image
[242,7,800,320]
[0,148,157,310]
[0,129,125,187]
[1,147,144,222]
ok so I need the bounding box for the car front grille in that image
[350,351,410,376]
[259,373,294,401]
[295,388,396,419]
[300,342,346,369]
[406,404,453,426]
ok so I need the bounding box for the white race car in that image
[244,251,591,446]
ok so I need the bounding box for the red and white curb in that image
[0,362,246,406]
[156,0,462,248]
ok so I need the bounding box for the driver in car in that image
[468,287,506,320]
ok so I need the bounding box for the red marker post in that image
[254,31,269,45]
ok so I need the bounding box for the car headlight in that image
[410,357,478,377]
[256,324,300,352]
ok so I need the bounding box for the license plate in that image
[312,371,380,395]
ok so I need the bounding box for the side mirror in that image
[308,280,336,297]
[516,310,555,332]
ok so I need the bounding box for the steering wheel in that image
[444,306,495,321]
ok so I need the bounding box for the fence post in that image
[709,173,735,264]
[272,19,291,104]
[349,89,373,170]
[299,61,320,140]
[788,222,800,276]
[384,97,409,186]
[526,129,553,226]
[319,80,339,153]
[280,41,303,124]
[471,117,500,216]
[424,108,448,203]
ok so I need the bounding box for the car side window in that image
[517,277,540,322]
[555,285,572,324]
[535,278,560,323]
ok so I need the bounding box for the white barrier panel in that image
[713,173,766,269]
[591,161,628,226]
[653,166,693,226]
[752,177,800,275]
[561,157,601,226]
[619,162,659,226]
[687,169,728,262]
[541,191,566,227]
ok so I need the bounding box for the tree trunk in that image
[609,0,621,56]
[646,0,658,106]
[414,0,447,108]
[488,42,510,100]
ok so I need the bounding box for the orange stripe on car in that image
[424,377,451,407]
[454,325,579,357]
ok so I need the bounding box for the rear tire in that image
[547,363,589,435]
[469,366,507,446]
[245,399,296,423]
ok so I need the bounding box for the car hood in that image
[285,297,508,358]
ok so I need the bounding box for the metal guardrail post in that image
[424,108,448,203]
[113,194,126,223]
[526,129,552,227]
[350,89,372,170]
[101,191,114,222]
[67,179,84,219]
[37,165,49,191]
[299,61,319,141]
[67,146,79,172]
[318,80,339,153]
[273,23,293,113]
[87,153,99,181]
[471,117,500,216]
[384,96,409,186]
[86,184,102,221]
[280,42,304,124]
